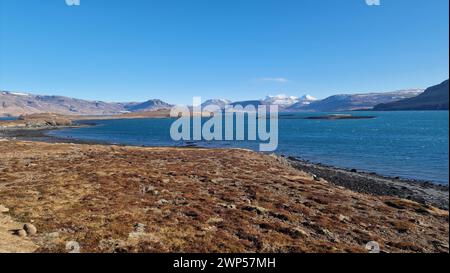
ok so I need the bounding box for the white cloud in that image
[258,77,290,83]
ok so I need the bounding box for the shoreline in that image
[1,125,448,210]
[287,157,448,210]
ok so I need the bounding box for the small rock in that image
[202,225,218,232]
[211,178,225,183]
[338,214,350,222]
[141,185,155,194]
[243,205,269,214]
[133,223,146,233]
[47,232,60,239]
[0,205,9,213]
[66,241,81,253]
[59,227,75,234]
[435,241,449,250]
[15,229,27,237]
[320,228,340,242]
[417,220,430,227]
[185,210,199,218]
[157,199,169,205]
[320,228,332,236]
[219,203,236,210]
[146,208,162,215]
[23,223,37,235]
[207,217,224,224]
[312,175,321,181]
[293,227,309,238]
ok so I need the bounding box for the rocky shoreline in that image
[287,157,448,210]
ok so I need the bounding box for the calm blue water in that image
[0,117,17,121]
[48,111,449,184]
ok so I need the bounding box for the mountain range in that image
[287,89,425,112]
[373,80,449,111]
[223,90,424,112]
[0,91,173,117]
[228,94,318,110]
[1,80,448,117]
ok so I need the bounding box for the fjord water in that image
[48,111,449,184]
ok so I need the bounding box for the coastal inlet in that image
[46,111,450,184]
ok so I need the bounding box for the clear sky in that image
[0,0,448,104]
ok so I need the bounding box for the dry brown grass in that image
[0,141,448,253]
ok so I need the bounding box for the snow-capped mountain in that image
[201,99,232,109]
[299,94,318,102]
[297,94,318,106]
[263,94,318,107]
[263,95,299,106]
[286,89,424,112]
[374,83,448,111]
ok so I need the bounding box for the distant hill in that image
[124,99,173,112]
[0,91,172,117]
[373,80,449,111]
[201,99,232,109]
[287,89,424,112]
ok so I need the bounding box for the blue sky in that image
[0,0,448,104]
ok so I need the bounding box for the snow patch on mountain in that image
[201,99,232,108]
[264,95,299,106]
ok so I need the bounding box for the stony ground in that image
[289,159,449,210]
[0,141,448,253]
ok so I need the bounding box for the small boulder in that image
[133,223,146,233]
[157,199,170,205]
[23,223,37,235]
[292,227,309,238]
[207,217,224,224]
[320,228,339,242]
[15,229,28,237]
[243,205,269,214]
[47,232,60,239]
[0,205,9,213]
[312,175,321,181]
[219,203,237,210]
